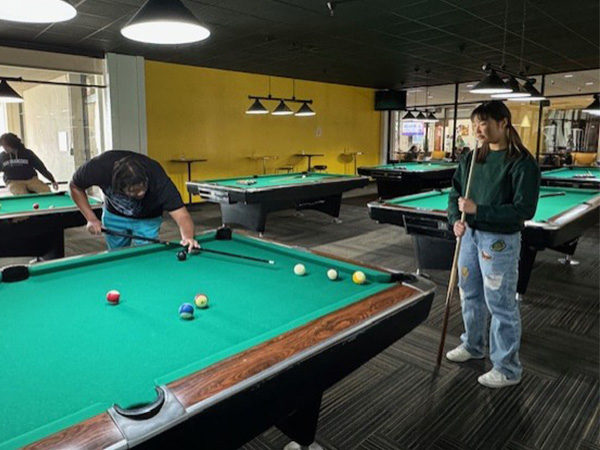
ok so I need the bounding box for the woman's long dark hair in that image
[470,101,532,163]
[0,132,26,152]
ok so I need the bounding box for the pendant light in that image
[121,0,211,45]
[0,0,76,23]
[402,110,416,121]
[491,77,530,99]
[583,94,600,116]
[471,0,513,95]
[508,81,545,102]
[272,100,293,116]
[0,80,24,103]
[295,102,316,116]
[470,70,512,94]
[246,99,269,115]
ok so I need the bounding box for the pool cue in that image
[101,228,275,265]
[436,145,479,367]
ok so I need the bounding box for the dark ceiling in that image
[0,0,598,89]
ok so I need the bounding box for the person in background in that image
[446,101,540,388]
[70,150,199,251]
[0,132,59,195]
[404,145,420,162]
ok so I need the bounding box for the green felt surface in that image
[201,172,359,189]
[542,167,599,180]
[0,192,101,216]
[383,187,599,223]
[0,233,393,449]
[367,162,457,172]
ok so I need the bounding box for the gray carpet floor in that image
[1,184,598,450]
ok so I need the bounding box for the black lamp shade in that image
[492,77,530,98]
[415,111,427,120]
[246,99,269,114]
[509,81,546,102]
[121,0,210,44]
[402,110,415,120]
[0,80,24,103]
[272,100,293,116]
[583,94,600,116]
[295,103,316,116]
[470,71,512,94]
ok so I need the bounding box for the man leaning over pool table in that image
[69,150,200,252]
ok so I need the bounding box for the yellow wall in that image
[145,61,381,199]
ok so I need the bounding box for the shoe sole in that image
[477,378,521,388]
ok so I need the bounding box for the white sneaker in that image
[446,345,483,363]
[477,369,521,388]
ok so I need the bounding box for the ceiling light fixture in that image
[470,70,512,94]
[0,0,76,23]
[247,78,315,117]
[402,110,416,121]
[582,94,600,116]
[425,111,438,123]
[491,76,530,98]
[246,99,269,115]
[0,79,24,103]
[508,81,546,102]
[121,0,211,45]
[295,102,316,116]
[272,100,293,116]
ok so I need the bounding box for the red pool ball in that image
[33,203,40,210]
[106,290,120,305]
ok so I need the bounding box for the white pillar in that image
[105,53,147,155]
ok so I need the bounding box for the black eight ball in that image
[176,250,187,261]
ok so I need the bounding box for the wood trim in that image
[24,414,123,450]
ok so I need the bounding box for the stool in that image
[312,165,328,172]
[276,166,294,173]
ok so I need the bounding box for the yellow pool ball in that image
[327,269,338,280]
[194,294,209,309]
[294,264,306,276]
[352,271,366,285]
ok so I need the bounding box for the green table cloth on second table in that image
[368,186,600,296]
[357,161,458,199]
[186,172,369,233]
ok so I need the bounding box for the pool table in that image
[368,187,600,296]
[187,172,369,233]
[0,228,434,450]
[541,166,599,189]
[0,191,102,260]
[357,161,458,199]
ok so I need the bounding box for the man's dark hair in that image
[112,156,148,193]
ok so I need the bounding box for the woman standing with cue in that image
[444,101,540,388]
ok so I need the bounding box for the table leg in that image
[262,158,267,174]
[307,156,312,171]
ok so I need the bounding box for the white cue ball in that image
[327,269,338,280]
[294,264,306,276]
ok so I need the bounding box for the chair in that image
[312,165,328,172]
[572,152,597,166]
[431,150,445,160]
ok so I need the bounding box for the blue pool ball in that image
[178,303,194,320]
